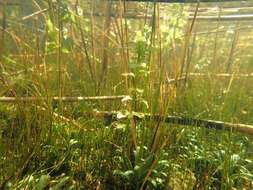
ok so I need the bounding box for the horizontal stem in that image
[188,73,253,77]
[0,95,129,103]
[84,12,253,21]
[123,0,241,3]
[84,111,253,136]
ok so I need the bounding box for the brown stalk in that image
[150,118,162,153]
[140,156,157,190]
[22,8,48,21]
[0,1,6,57]
[98,0,112,94]
[124,0,137,149]
[113,6,127,80]
[74,0,96,91]
[150,4,166,155]
[90,1,97,88]
[183,32,196,86]
[180,2,199,79]
[57,2,62,98]
[122,0,130,70]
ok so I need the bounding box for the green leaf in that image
[121,96,132,104]
[134,154,155,180]
[46,19,54,34]
[116,111,128,119]
[49,176,69,190]
[123,170,134,179]
[34,175,50,190]
[69,139,78,146]
[121,72,135,78]
[115,123,126,130]
[132,112,145,119]
[62,47,70,53]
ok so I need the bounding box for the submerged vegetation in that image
[0,0,253,189]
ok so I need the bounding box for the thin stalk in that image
[0,1,6,58]
[114,3,127,84]
[34,17,40,70]
[97,0,112,94]
[147,1,157,67]
[74,0,96,93]
[150,4,166,153]
[90,0,97,88]
[179,2,199,79]
[123,0,130,67]
[123,0,137,153]
[57,1,62,98]
[22,8,48,21]
[183,32,196,86]
[147,0,157,116]
[114,1,137,166]
[226,22,240,73]
[212,6,222,69]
